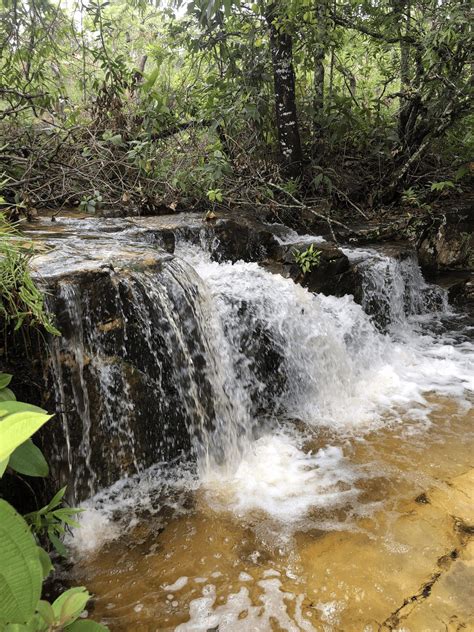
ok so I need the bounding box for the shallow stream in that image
[31,218,473,631]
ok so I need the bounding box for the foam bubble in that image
[162,577,188,592]
[203,435,360,523]
[70,507,119,553]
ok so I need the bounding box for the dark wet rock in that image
[431,271,474,309]
[133,213,279,263]
[415,492,430,505]
[33,247,200,502]
[227,300,287,416]
[449,276,474,307]
[417,210,474,272]
[330,265,365,304]
[263,240,351,296]
[211,218,278,263]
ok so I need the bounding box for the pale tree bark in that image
[265,1,303,178]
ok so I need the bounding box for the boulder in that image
[417,210,474,272]
[132,213,279,263]
[264,239,351,295]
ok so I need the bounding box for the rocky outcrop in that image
[8,211,456,503]
[431,271,474,309]
[448,275,474,307]
[133,214,279,263]
[417,209,474,272]
[265,240,351,295]
[34,245,202,502]
[7,214,354,502]
[10,228,258,502]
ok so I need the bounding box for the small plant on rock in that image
[293,244,322,274]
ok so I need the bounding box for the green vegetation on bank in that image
[0,211,107,630]
[0,373,108,631]
[0,212,59,342]
[0,0,471,220]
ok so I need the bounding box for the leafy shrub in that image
[0,373,108,631]
[0,213,60,338]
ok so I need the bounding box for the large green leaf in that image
[36,548,53,580]
[0,402,46,418]
[0,500,43,625]
[36,600,55,627]
[52,588,90,627]
[9,440,49,477]
[0,412,52,462]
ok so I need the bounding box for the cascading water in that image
[53,232,471,541]
[341,245,449,330]
[44,245,256,500]
[31,218,473,630]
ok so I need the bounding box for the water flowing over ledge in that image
[22,214,473,630]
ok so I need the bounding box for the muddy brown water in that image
[73,397,473,631]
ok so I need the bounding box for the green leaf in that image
[36,548,53,580]
[9,440,49,477]
[52,588,90,627]
[0,412,52,462]
[0,373,13,389]
[65,620,109,631]
[0,457,9,477]
[142,65,160,91]
[36,600,55,626]
[45,486,67,511]
[48,531,67,558]
[454,165,468,181]
[0,387,16,402]
[0,500,43,625]
[313,173,323,188]
[0,402,46,418]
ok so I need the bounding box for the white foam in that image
[69,507,119,553]
[203,436,360,523]
[317,600,345,625]
[238,572,253,582]
[180,249,473,434]
[176,579,315,631]
[67,460,198,554]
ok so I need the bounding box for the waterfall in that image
[341,246,449,329]
[39,226,472,515]
[46,255,253,501]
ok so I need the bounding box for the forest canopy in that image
[0,0,472,218]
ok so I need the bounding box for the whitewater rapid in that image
[69,237,473,553]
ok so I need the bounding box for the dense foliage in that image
[0,0,472,217]
[0,212,105,629]
[0,211,59,345]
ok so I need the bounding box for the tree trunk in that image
[313,0,328,137]
[131,54,148,94]
[265,2,303,178]
[393,0,412,147]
